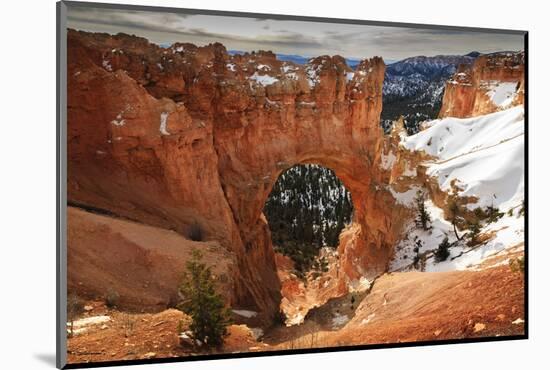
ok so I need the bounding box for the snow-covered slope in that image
[391,106,525,272]
[402,106,524,209]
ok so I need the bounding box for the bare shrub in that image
[121,313,136,338]
[509,256,525,273]
[105,288,120,308]
[67,293,83,338]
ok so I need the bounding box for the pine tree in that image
[177,249,231,347]
[413,239,423,269]
[415,190,431,230]
[467,220,482,246]
[485,205,504,224]
[434,236,451,262]
[518,200,525,217]
[447,197,465,241]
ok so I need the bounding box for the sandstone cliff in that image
[439,51,524,118]
[67,29,409,320]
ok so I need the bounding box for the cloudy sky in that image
[67,5,524,61]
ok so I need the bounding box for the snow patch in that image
[159,112,170,135]
[348,277,372,293]
[285,72,298,80]
[305,64,322,88]
[332,312,350,328]
[286,312,304,327]
[111,113,126,127]
[402,162,417,177]
[69,315,111,328]
[232,309,258,318]
[249,327,264,340]
[361,313,376,325]
[389,186,420,207]
[483,81,518,108]
[380,151,396,170]
[249,72,279,86]
[102,59,112,72]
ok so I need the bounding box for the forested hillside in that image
[264,165,353,275]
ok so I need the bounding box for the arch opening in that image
[263,163,353,279]
[263,164,353,279]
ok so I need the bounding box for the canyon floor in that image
[67,259,524,365]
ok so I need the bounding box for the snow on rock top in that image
[282,63,297,73]
[305,63,322,88]
[389,185,421,207]
[483,81,519,108]
[249,72,279,87]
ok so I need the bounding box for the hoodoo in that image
[439,51,524,118]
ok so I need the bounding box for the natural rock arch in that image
[196,56,408,319]
[67,30,408,320]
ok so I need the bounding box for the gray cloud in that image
[66,5,524,60]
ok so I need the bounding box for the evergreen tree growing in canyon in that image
[467,220,482,246]
[415,190,432,230]
[434,236,451,262]
[177,249,231,347]
[447,196,466,241]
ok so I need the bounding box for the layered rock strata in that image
[67,29,408,319]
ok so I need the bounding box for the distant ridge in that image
[228,50,392,68]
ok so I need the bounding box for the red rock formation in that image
[439,51,524,118]
[67,29,407,320]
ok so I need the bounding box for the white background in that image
[0,0,547,368]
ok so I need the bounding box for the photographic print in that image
[58,1,527,367]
